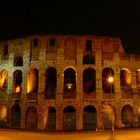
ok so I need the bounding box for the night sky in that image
[0,0,140,54]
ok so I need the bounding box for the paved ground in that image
[0,129,140,140]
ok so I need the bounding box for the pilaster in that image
[56,105,63,130]
[76,105,83,130]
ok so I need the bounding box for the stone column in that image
[56,69,63,103]
[20,69,27,128]
[7,53,14,95]
[55,69,63,130]
[7,76,12,95]
[38,105,46,130]
[38,71,45,94]
[76,105,83,130]
[96,104,104,130]
[20,107,26,129]
[56,105,63,130]
[56,69,63,94]
[96,70,103,99]
[76,69,83,99]
[22,70,28,94]
[131,72,137,93]
[115,108,123,128]
[95,49,103,99]
[114,69,121,99]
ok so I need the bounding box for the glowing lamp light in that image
[0,106,7,120]
[67,83,73,90]
[108,76,114,83]
[27,84,30,93]
[138,107,140,115]
[15,86,21,93]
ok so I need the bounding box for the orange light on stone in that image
[0,70,8,88]
[138,107,140,115]
[0,105,7,120]
[27,70,37,93]
[108,76,114,83]
[27,84,30,93]
[67,83,73,89]
[16,86,20,93]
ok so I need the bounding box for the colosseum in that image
[0,35,139,131]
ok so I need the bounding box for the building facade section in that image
[0,35,139,131]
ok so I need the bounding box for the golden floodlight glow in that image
[0,70,8,88]
[16,86,20,93]
[27,84,30,93]
[138,107,140,115]
[0,105,7,120]
[108,76,114,83]
[67,83,72,89]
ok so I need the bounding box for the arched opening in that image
[0,105,7,128]
[83,105,97,130]
[120,68,131,87]
[27,69,38,94]
[11,104,21,127]
[13,70,22,93]
[63,68,76,94]
[83,55,95,64]
[136,70,140,88]
[63,106,76,131]
[102,104,116,130]
[47,107,56,130]
[45,67,57,99]
[14,56,23,66]
[121,105,134,128]
[0,69,8,90]
[25,107,38,129]
[102,67,114,93]
[83,68,96,93]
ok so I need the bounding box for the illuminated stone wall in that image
[0,35,139,130]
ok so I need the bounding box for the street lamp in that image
[108,76,114,83]
[107,75,114,133]
[67,83,73,90]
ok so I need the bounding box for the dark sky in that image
[0,0,140,54]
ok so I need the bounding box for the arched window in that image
[47,107,56,130]
[11,104,21,127]
[83,105,97,130]
[45,67,57,99]
[102,67,114,93]
[25,107,38,129]
[27,69,38,93]
[63,68,76,93]
[14,56,23,66]
[83,68,96,93]
[120,68,131,87]
[102,104,116,130]
[63,106,76,131]
[121,105,134,128]
[13,70,22,93]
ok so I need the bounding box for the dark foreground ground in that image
[0,129,140,140]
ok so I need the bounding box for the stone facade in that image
[0,35,140,131]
